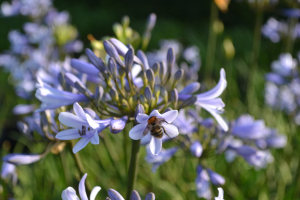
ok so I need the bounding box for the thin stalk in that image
[285,17,297,54]
[68,141,92,193]
[123,125,130,172]
[204,0,218,79]
[250,9,263,70]
[126,138,141,199]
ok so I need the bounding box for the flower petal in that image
[3,153,41,165]
[70,59,99,75]
[61,187,80,200]
[163,124,179,138]
[149,110,162,118]
[199,105,228,132]
[150,136,162,155]
[136,113,149,124]
[73,137,91,154]
[59,112,88,129]
[90,132,99,145]
[86,114,99,129]
[161,110,178,123]
[56,129,81,140]
[90,186,101,200]
[196,68,227,100]
[79,173,88,200]
[129,123,148,140]
[73,103,86,120]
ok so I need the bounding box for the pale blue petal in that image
[108,188,125,200]
[79,173,88,200]
[161,110,178,123]
[71,59,99,75]
[129,123,148,140]
[73,103,86,120]
[59,112,88,129]
[86,114,99,129]
[90,132,99,145]
[136,113,149,124]
[61,187,80,200]
[163,124,179,138]
[56,129,81,140]
[90,186,101,200]
[150,137,162,155]
[73,138,91,154]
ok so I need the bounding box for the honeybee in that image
[143,116,170,138]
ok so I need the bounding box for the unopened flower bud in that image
[17,121,29,136]
[58,72,65,87]
[146,69,155,88]
[134,104,145,124]
[223,38,235,59]
[144,86,153,103]
[125,48,134,73]
[112,23,123,39]
[103,40,124,67]
[178,96,197,109]
[160,86,168,103]
[75,81,92,97]
[95,86,104,106]
[151,62,160,76]
[85,48,107,73]
[118,67,126,78]
[190,140,203,157]
[142,71,148,86]
[139,94,147,105]
[108,58,117,80]
[207,169,225,185]
[110,116,128,134]
[108,189,124,200]
[145,192,155,200]
[130,190,141,200]
[171,89,178,108]
[154,84,160,98]
[173,69,184,87]
[159,61,166,83]
[146,13,156,31]
[109,87,119,102]
[122,15,130,28]
[167,47,175,74]
[137,50,149,70]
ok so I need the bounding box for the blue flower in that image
[56,103,111,153]
[145,146,178,172]
[62,173,101,200]
[35,79,89,112]
[3,153,42,165]
[129,110,179,155]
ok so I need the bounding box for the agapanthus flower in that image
[145,146,178,172]
[2,153,42,165]
[1,162,18,185]
[35,79,89,112]
[56,103,111,153]
[62,173,101,200]
[129,110,179,155]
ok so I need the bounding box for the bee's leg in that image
[163,120,171,124]
[163,127,171,138]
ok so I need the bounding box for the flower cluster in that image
[264,53,300,124]
[0,0,82,100]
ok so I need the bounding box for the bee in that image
[78,125,91,136]
[143,116,170,138]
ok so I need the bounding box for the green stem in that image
[204,0,218,79]
[126,139,141,199]
[285,17,297,54]
[250,9,263,70]
[68,141,92,193]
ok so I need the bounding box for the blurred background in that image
[1,0,300,199]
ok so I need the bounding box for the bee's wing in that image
[143,125,151,136]
[156,118,167,125]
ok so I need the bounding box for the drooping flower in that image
[129,109,179,155]
[61,173,101,200]
[35,79,90,112]
[1,162,18,185]
[107,188,155,200]
[2,153,42,165]
[145,146,178,172]
[56,103,111,153]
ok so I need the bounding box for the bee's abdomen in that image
[150,125,164,138]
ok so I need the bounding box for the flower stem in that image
[126,139,141,199]
[204,0,218,80]
[68,141,92,193]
